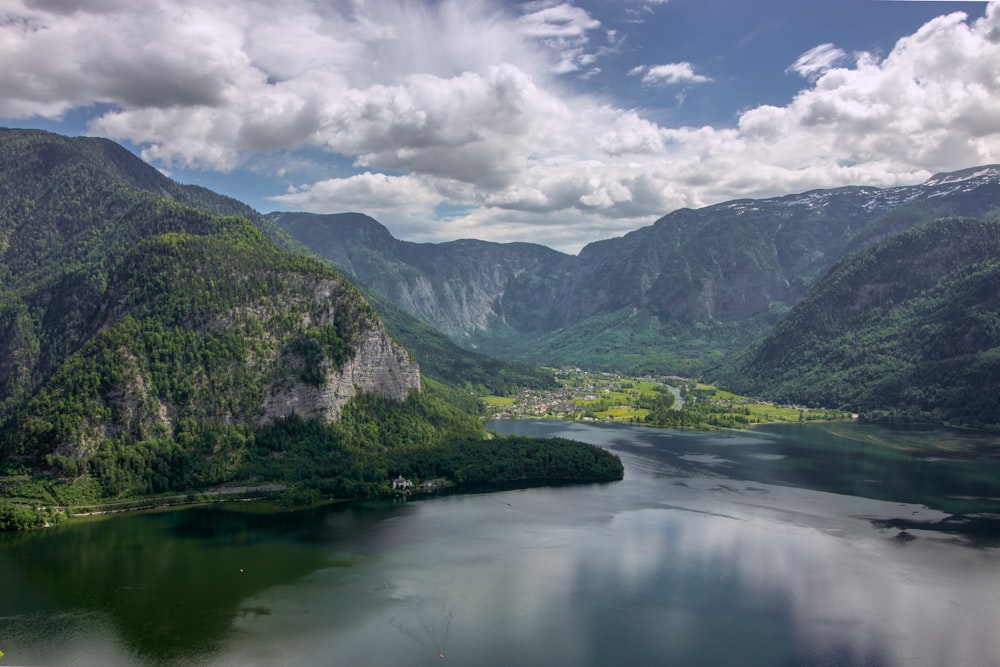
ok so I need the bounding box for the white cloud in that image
[272,171,441,213]
[631,62,712,86]
[597,111,666,156]
[516,1,602,73]
[2,0,1000,253]
[788,43,848,80]
[516,1,600,40]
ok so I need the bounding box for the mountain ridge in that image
[270,164,1000,374]
[1,128,627,524]
[720,216,1000,427]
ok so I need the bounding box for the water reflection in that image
[209,477,1000,666]
[2,422,1000,666]
[0,506,335,665]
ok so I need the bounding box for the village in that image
[485,369,682,421]
[485,369,851,427]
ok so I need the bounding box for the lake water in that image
[2,420,1000,666]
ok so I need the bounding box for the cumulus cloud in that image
[273,171,440,212]
[597,111,666,156]
[2,0,1000,252]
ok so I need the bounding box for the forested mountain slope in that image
[0,129,553,391]
[0,129,620,519]
[720,217,1000,428]
[0,129,424,494]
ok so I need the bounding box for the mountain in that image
[357,286,557,395]
[720,216,1000,428]
[268,212,575,338]
[0,129,419,487]
[0,129,619,519]
[270,166,1000,374]
[0,129,416,424]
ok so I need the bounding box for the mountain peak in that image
[923,165,1000,187]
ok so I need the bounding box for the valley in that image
[485,369,851,429]
[2,128,999,534]
[4,3,1000,665]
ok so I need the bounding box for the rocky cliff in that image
[268,212,574,338]
[0,130,422,466]
[261,326,420,424]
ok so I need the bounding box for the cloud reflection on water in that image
[222,475,1000,666]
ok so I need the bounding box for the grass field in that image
[483,395,516,407]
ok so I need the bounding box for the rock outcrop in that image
[261,326,420,423]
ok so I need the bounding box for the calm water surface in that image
[2,421,1000,666]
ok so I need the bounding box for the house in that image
[392,475,414,491]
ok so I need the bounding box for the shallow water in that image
[2,421,999,666]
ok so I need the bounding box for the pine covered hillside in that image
[0,130,621,523]
[721,217,1000,428]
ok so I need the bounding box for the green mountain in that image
[720,216,1000,428]
[0,129,620,524]
[270,168,1000,375]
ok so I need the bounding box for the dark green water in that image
[2,421,999,666]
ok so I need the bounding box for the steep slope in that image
[268,211,574,338]
[569,169,1000,326]
[6,229,419,459]
[0,130,422,494]
[721,217,1000,427]
[0,130,623,518]
[358,286,557,394]
[271,167,1000,374]
[0,128,300,256]
[0,130,417,421]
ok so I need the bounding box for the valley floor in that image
[485,369,852,429]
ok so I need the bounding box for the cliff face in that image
[0,130,425,465]
[261,327,420,424]
[8,234,424,461]
[268,212,574,338]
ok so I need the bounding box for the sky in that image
[2,0,999,253]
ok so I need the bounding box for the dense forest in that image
[0,129,622,529]
[722,217,1000,429]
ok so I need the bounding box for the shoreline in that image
[66,484,289,518]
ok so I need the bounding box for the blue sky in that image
[2,0,998,252]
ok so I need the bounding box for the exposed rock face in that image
[261,326,420,424]
[268,212,574,338]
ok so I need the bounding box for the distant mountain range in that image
[269,165,1000,381]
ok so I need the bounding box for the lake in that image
[2,420,999,666]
